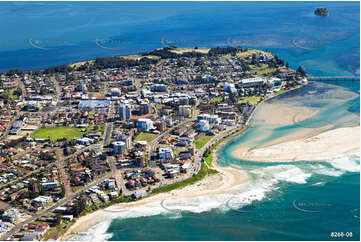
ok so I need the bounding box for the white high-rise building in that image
[198,120,210,132]
[179,105,192,118]
[119,103,132,121]
[113,141,126,154]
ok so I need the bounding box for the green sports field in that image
[31,126,82,141]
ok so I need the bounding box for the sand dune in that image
[233,126,360,162]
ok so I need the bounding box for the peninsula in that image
[0,46,307,241]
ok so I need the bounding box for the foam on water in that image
[307,163,346,177]
[326,152,360,172]
[70,154,360,240]
[250,164,312,184]
[69,220,113,241]
[69,173,281,240]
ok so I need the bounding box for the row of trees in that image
[208,46,247,56]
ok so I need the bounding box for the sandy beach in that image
[61,161,250,240]
[233,126,360,162]
[60,82,360,240]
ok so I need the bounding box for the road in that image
[1,78,26,141]
[56,149,72,197]
[0,143,98,191]
[50,76,61,103]
[0,172,113,240]
[103,123,113,148]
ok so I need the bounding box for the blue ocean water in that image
[0,1,359,75]
[98,80,359,241]
[2,2,359,241]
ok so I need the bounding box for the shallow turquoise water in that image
[2,1,359,241]
[101,81,360,242]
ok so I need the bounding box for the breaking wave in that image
[70,152,360,241]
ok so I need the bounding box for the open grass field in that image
[259,68,277,75]
[195,135,214,150]
[134,132,159,142]
[239,96,263,104]
[249,63,269,70]
[31,126,82,141]
[275,89,287,95]
[249,63,277,75]
[211,96,223,103]
[170,47,210,54]
[236,49,272,58]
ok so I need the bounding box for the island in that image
[314,7,328,16]
[0,46,308,241]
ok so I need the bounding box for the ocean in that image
[0,1,359,75]
[1,1,359,241]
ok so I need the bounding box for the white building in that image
[198,120,210,132]
[113,141,126,154]
[110,88,121,96]
[239,77,265,88]
[159,147,174,160]
[76,137,94,146]
[222,119,236,126]
[137,118,154,131]
[119,103,132,121]
[267,77,282,88]
[31,196,52,208]
[197,114,221,125]
[208,115,221,125]
[224,82,237,93]
[179,105,192,118]
[151,84,168,92]
[2,208,22,223]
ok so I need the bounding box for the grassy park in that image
[31,126,82,141]
[195,135,214,150]
[134,132,159,142]
[239,96,263,104]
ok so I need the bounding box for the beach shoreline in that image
[60,85,308,241]
[60,160,250,240]
[232,126,360,162]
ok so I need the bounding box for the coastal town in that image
[0,46,307,241]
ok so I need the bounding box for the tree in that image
[296,66,307,77]
[274,54,279,63]
[251,54,257,65]
[60,185,65,198]
[286,62,289,68]
[229,92,237,104]
[13,87,22,97]
[55,213,62,225]
[73,198,86,217]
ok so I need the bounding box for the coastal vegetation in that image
[31,126,82,141]
[3,46,294,82]
[151,162,218,195]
